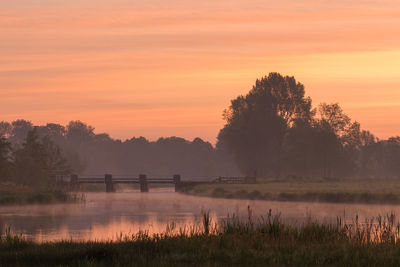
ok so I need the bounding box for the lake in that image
[1,189,400,242]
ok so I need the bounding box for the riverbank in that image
[181,178,400,204]
[1,212,400,266]
[0,184,84,205]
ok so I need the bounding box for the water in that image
[2,189,400,242]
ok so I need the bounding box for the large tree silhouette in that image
[217,72,313,177]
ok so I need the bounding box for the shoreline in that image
[0,185,85,205]
[179,179,400,205]
[182,190,400,205]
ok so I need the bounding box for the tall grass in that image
[0,190,85,205]
[3,211,400,265]
[205,187,400,204]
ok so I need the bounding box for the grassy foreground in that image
[2,211,400,266]
[0,184,84,205]
[182,178,400,204]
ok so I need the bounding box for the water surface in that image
[1,189,400,242]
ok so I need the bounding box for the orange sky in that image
[1,0,400,143]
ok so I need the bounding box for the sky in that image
[1,0,400,143]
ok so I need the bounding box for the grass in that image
[2,210,400,266]
[182,178,400,204]
[0,184,85,205]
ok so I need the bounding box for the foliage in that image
[217,72,313,176]
[218,72,400,178]
[0,136,13,182]
[0,190,84,205]
[1,120,239,178]
[1,72,399,179]
[12,128,70,188]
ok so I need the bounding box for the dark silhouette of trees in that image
[1,72,399,183]
[0,135,13,182]
[359,137,400,178]
[0,121,12,138]
[218,73,400,178]
[10,120,33,144]
[14,128,49,186]
[14,128,70,188]
[217,73,313,177]
[0,120,239,181]
[66,121,95,146]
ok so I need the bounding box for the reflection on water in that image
[2,188,400,242]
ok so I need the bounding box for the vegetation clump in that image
[0,127,84,205]
[0,188,84,205]
[217,72,400,179]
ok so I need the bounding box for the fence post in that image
[173,174,181,192]
[139,174,148,192]
[105,174,114,192]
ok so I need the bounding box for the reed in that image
[3,212,400,266]
[0,189,85,205]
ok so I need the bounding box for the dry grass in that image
[0,184,32,193]
[184,178,400,204]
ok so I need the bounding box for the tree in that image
[0,135,13,181]
[217,73,313,177]
[66,120,95,146]
[42,136,70,176]
[0,121,11,138]
[14,128,48,186]
[10,119,33,144]
[14,127,70,187]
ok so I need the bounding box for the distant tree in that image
[386,137,400,176]
[0,135,13,181]
[14,128,48,186]
[0,121,12,138]
[10,119,33,144]
[36,123,66,142]
[42,136,70,176]
[14,128,70,187]
[217,72,313,177]
[66,121,95,146]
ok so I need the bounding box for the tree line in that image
[0,127,70,188]
[1,72,399,187]
[0,120,238,186]
[217,72,400,178]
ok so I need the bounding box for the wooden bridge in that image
[55,174,256,193]
[61,174,182,192]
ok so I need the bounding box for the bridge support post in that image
[105,174,114,192]
[139,174,148,192]
[173,174,181,192]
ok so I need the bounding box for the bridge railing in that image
[68,174,181,193]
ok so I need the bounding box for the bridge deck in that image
[77,178,175,184]
[57,174,256,193]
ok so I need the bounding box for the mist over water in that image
[2,189,400,242]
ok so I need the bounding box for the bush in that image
[212,187,227,198]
